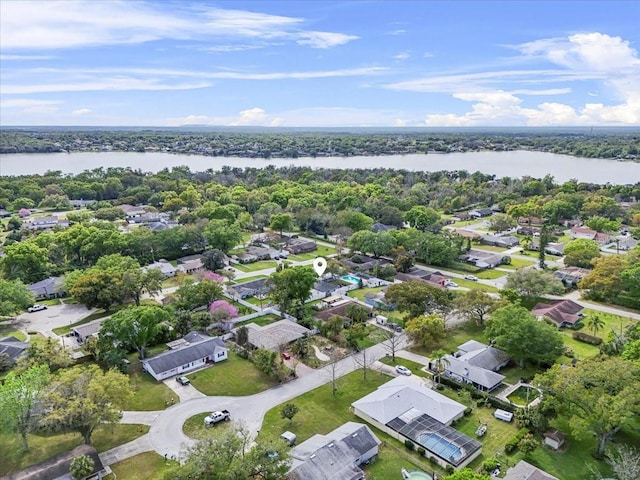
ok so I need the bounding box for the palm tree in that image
[587,314,605,337]
[430,349,450,385]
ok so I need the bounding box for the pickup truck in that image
[204,410,230,426]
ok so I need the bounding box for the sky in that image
[1,0,639,127]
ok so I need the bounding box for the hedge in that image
[505,427,531,454]
[572,331,603,345]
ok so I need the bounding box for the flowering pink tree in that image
[209,300,239,322]
[202,271,225,283]
[18,208,30,218]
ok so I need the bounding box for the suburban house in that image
[0,335,29,365]
[144,259,176,278]
[285,238,317,254]
[503,460,559,480]
[241,319,311,351]
[459,249,504,269]
[118,204,147,218]
[287,422,381,480]
[235,252,259,264]
[553,267,591,287]
[341,255,381,273]
[246,245,281,260]
[5,444,106,480]
[72,319,103,344]
[396,268,450,289]
[352,377,481,469]
[313,279,342,296]
[69,199,95,208]
[612,236,639,251]
[528,240,565,256]
[177,259,204,274]
[433,341,509,393]
[228,278,270,299]
[517,216,544,225]
[517,225,540,236]
[28,276,66,299]
[480,235,519,248]
[569,226,610,245]
[141,331,227,381]
[469,208,494,218]
[364,291,396,311]
[26,215,69,230]
[0,209,12,218]
[371,222,397,233]
[313,300,372,323]
[532,299,584,328]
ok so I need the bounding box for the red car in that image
[281,352,291,360]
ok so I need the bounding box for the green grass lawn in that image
[107,452,178,480]
[503,257,536,269]
[0,328,27,341]
[445,262,507,280]
[288,244,336,261]
[500,364,545,385]
[357,325,389,350]
[347,286,384,302]
[40,298,62,306]
[183,413,232,440]
[126,370,179,411]
[234,260,278,272]
[187,352,278,396]
[473,244,510,253]
[506,385,540,405]
[0,424,149,477]
[454,278,500,293]
[233,274,266,284]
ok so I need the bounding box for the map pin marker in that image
[313,257,327,277]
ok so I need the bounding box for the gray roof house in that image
[455,340,510,371]
[26,216,69,230]
[286,238,317,254]
[141,331,227,381]
[441,355,505,392]
[144,260,176,278]
[0,336,29,364]
[458,249,504,269]
[481,235,519,248]
[287,422,381,480]
[503,460,559,480]
[352,377,481,469]
[29,276,66,299]
[228,278,270,299]
[469,208,494,218]
[72,320,103,344]
[242,320,311,351]
[5,444,106,480]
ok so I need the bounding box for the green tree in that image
[454,289,497,326]
[100,305,170,359]
[252,348,278,377]
[603,444,640,480]
[536,357,640,457]
[203,220,242,253]
[443,469,490,480]
[486,304,564,367]
[0,364,50,452]
[518,433,538,455]
[70,454,95,480]
[580,255,627,301]
[487,213,517,233]
[430,349,450,384]
[68,268,125,311]
[165,425,289,480]
[344,304,370,323]
[586,313,605,337]
[564,239,601,268]
[267,266,316,318]
[202,248,226,271]
[280,403,299,424]
[504,268,564,300]
[21,337,73,372]
[269,213,293,237]
[43,364,131,445]
[0,278,35,317]
[405,314,446,350]
[585,216,621,233]
[404,206,441,232]
[622,339,640,361]
[385,281,453,319]
[175,278,223,311]
[236,325,249,347]
[124,267,164,306]
[1,240,50,283]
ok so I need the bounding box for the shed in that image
[494,409,513,422]
[543,429,566,450]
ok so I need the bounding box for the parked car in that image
[393,325,403,333]
[464,275,479,281]
[395,365,412,376]
[176,375,190,385]
[204,410,231,426]
[444,280,459,288]
[27,304,47,313]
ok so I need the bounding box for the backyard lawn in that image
[187,352,278,396]
[288,244,336,261]
[232,275,266,284]
[0,424,149,477]
[107,452,177,480]
[235,313,282,327]
[233,260,278,273]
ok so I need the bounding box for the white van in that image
[375,315,388,325]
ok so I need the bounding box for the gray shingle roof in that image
[142,334,226,375]
[444,355,505,390]
[503,460,559,480]
[0,336,29,362]
[243,320,310,351]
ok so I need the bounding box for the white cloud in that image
[388,29,406,36]
[0,54,56,61]
[394,51,410,61]
[229,107,268,126]
[71,108,92,116]
[0,1,357,50]
[0,98,62,108]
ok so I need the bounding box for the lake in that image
[1,150,639,183]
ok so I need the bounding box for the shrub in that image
[571,321,585,330]
[505,427,531,454]
[236,348,249,359]
[482,458,500,472]
[573,331,603,345]
[564,347,575,358]
[445,465,454,474]
[428,456,439,465]
[404,439,415,450]
[464,407,473,416]
[417,447,426,456]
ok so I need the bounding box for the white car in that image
[464,275,479,281]
[27,304,47,313]
[395,365,412,376]
[444,280,459,288]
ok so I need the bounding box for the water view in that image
[1,150,638,183]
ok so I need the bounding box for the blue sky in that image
[1,0,639,127]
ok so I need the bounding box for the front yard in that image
[106,452,177,480]
[187,351,278,396]
[233,260,278,272]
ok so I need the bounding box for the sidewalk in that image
[99,434,154,466]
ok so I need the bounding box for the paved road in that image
[100,337,406,465]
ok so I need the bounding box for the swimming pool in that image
[418,432,462,462]
[342,274,361,283]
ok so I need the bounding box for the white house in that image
[144,260,176,278]
[141,332,227,381]
[287,422,381,480]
